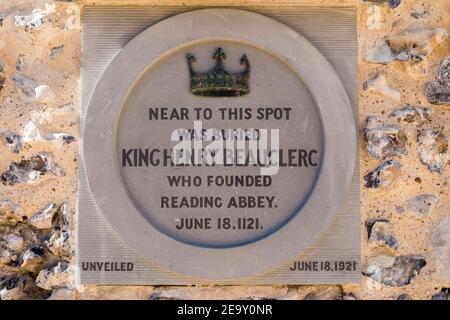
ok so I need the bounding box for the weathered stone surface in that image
[364,255,426,287]
[62,135,75,144]
[19,246,45,273]
[14,3,55,31]
[366,28,447,64]
[386,29,447,59]
[425,57,450,105]
[0,275,39,300]
[28,203,58,229]
[367,0,402,8]
[417,129,448,173]
[16,54,26,71]
[29,103,76,125]
[50,45,64,59]
[388,0,401,9]
[0,245,14,265]
[405,194,438,216]
[3,132,23,153]
[411,11,430,19]
[56,203,72,228]
[0,225,38,265]
[431,288,449,300]
[0,59,5,92]
[365,40,402,65]
[13,75,55,103]
[364,117,407,159]
[0,153,64,186]
[22,121,75,148]
[364,160,402,188]
[302,286,343,300]
[43,203,73,258]
[389,106,432,126]
[425,80,450,105]
[336,292,357,300]
[3,234,24,251]
[366,219,399,250]
[397,293,412,300]
[438,57,450,86]
[0,199,26,225]
[430,218,450,281]
[363,74,400,100]
[36,262,72,291]
[45,228,72,259]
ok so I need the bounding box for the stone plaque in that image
[79,7,359,284]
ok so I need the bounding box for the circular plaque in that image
[84,9,356,279]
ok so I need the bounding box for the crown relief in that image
[186,47,250,97]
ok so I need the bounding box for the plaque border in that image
[82,8,357,279]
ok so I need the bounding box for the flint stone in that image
[36,262,72,291]
[19,246,45,272]
[438,57,450,85]
[364,117,407,159]
[44,202,73,259]
[364,255,426,287]
[0,60,5,91]
[366,219,399,250]
[29,203,58,229]
[0,153,64,186]
[16,54,26,71]
[50,45,64,59]
[417,129,448,173]
[406,194,438,216]
[366,28,447,64]
[22,121,75,148]
[425,57,450,105]
[389,106,431,126]
[364,160,401,188]
[0,275,35,300]
[45,229,72,259]
[14,4,55,31]
[4,234,24,251]
[431,288,449,300]
[335,292,357,300]
[411,11,430,19]
[365,0,401,8]
[13,75,55,103]
[389,0,401,8]
[425,81,450,105]
[0,245,14,264]
[0,199,26,225]
[4,132,23,153]
[303,286,343,300]
[385,29,447,58]
[57,202,72,228]
[363,74,400,101]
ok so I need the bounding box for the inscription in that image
[81,261,134,272]
[175,217,262,230]
[289,261,358,272]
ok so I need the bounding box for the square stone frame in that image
[78,4,360,285]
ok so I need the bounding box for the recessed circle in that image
[117,41,323,248]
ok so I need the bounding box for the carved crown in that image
[186,48,250,97]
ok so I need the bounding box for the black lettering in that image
[122,149,135,167]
